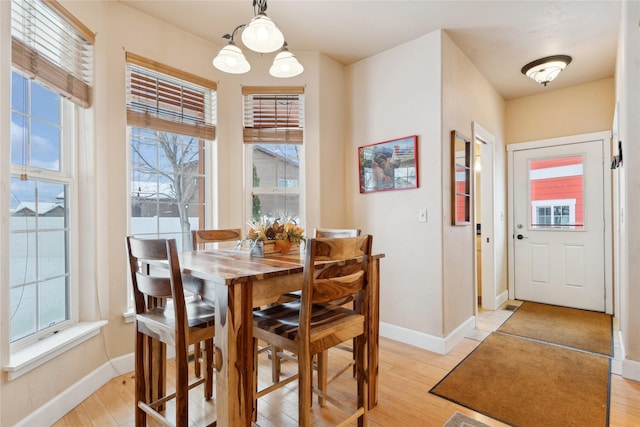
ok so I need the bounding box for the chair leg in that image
[355,335,368,427]
[352,337,357,377]
[271,345,282,383]
[298,355,313,426]
[135,332,147,427]
[317,351,328,407]
[252,338,259,423]
[204,339,214,400]
[175,344,189,427]
[194,342,202,378]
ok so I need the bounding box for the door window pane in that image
[529,156,583,229]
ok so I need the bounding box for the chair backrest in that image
[313,228,361,238]
[126,236,186,323]
[300,235,372,320]
[191,228,242,251]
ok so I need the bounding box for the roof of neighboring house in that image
[131,181,175,200]
[11,202,63,216]
[254,145,300,167]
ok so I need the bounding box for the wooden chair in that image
[190,228,241,378]
[271,228,363,398]
[313,228,361,402]
[314,227,361,239]
[253,235,372,427]
[191,228,242,251]
[126,236,215,427]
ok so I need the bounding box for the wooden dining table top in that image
[178,248,305,285]
[179,248,384,285]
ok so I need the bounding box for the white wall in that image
[346,30,506,351]
[347,32,445,343]
[441,33,507,335]
[616,0,640,381]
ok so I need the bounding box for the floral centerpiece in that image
[246,217,305,256]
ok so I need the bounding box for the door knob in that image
[516,234,526,240]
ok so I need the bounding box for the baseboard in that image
[496,289,509,308]
[621,357,640,382]
[615,330,640,381]
[14,353,134,427]
[380,316,475,355]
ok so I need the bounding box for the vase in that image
[250,240,300,257]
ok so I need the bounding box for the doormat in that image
[498,301,613,356]
[443,412,493,427]
[430,333,610,427]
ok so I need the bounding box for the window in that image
[532,199,576,229]
[529,155,583,230]
[242,87,304,226]
[126,53,216,252]
[8,0,93,346]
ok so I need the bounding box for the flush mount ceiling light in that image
[213,0,303,78]
[521,55,572,86]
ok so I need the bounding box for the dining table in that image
[175,246,384,427]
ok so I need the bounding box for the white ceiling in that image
[117,0,622,100]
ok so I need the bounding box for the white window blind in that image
[11,0,94,107]
[242,86,304,145]
[126,53,217,140]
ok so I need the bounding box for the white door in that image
[512,140,605,311]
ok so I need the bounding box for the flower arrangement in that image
[246,217,305,255]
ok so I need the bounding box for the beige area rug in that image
[498,301,613,356]
[443,412,492,427]
[430,333,610,427]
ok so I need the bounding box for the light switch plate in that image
[418,209,427,223]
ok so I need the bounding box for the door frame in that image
[506,131,613,314]
[472,122,498,310]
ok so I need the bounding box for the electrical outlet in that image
[418,209,427,223]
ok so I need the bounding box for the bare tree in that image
[131,131,201,251]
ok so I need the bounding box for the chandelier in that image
[521,55,572,87]
[212,0,304,78]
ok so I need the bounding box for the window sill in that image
[3,320,108,381]
[122,308,134,323]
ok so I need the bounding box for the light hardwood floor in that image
[53,306,640,427]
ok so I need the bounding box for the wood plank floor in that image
[52,306,640,427]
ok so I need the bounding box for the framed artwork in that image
[358,135,418,193]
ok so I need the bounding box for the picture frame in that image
[451,130,472,225]
[358,135,419,193]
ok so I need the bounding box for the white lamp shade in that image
[213,43,251,74]
[525,61,567,85]
[521,55,572,86]
[241,14,284,53]
[269,50,304,78]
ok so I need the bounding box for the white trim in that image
[379,316,476,355]
[3,320,107,380]
[495,289,509,309]
[472,122,497,311]
[505,131,612,152]
[14,353,134,427]
[621,358,640,382]
[122,308,135,324]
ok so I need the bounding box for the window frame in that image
[8,71,78,349]
[5,0,94,350]
[125,54,217,310]
[242,87,305,227]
